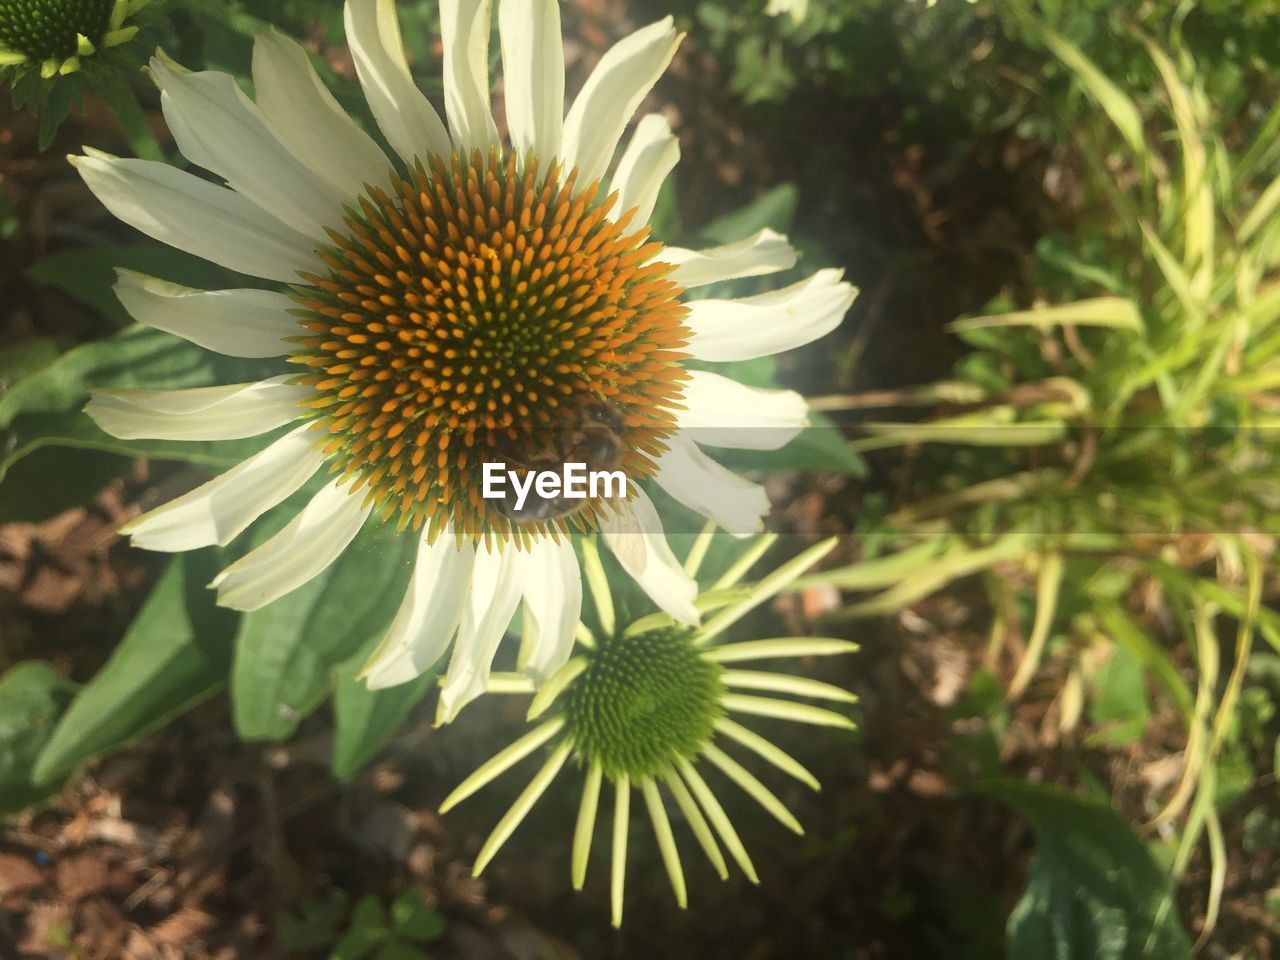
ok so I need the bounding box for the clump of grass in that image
[807,9,1280,942]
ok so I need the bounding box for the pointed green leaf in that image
[231,519,417,741]
[983,780,1192,960]
[948,297,1142,333]
[33,551,237,784]
[330,644,437,780]
[0,662,78,813]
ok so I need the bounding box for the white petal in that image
[561,17,681,186]
[654,436,768,536]
[360,531,477,689]
[600,489,698,625]
[122,422,326,551]
[678,370,808,450]
[438,545,529,721]
[684,268,856,362]
[344,0,452,166]
[113,269,298,358]
[85,376,311,440]
[252,28,393,198]
[212,479,372,610]
[518,538,582,682]
[499,0,563,160]
[150,54,346,240]
[71,150,321,283]
[662,228,797,288]
[441,0,499,155]
[610,113,678,226]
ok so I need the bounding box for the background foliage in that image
[1,0,1277,957]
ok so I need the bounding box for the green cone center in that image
[564,627,724,780]
[0,0,114,60]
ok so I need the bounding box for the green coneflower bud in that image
[0,0,148,77]
[439,535,859,926]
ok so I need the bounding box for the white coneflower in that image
[73,0,857,718]
[0,0,147,77]
[439,535,858,926]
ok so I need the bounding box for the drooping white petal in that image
[438,545,529,721]
[113,269,298,358]
[517,537,582,682]
[344,0,452,166]
[678,369,808,450]
[441,0,499,154]
[252,28,393,198]
[211,479,372,610]
[71,150,322,283]
[609,113,678,225]
[499,0,563,160]
[122,423,326,551]
[662,228,797,288]
[653,435,768,536]
[360,531,478,689]
[150,54,346,240]
[600,489,698,625]
[684,268,856,362]
[85,376,311,440]
[560,17,681,187]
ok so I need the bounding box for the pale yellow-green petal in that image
[676,759,758,883]
[472,741,572,876]
[641,778,687,909]
[572,761,603,891]
[714,717,820,791]
[611,775,631,928]
[662,770,728,880]
[723,693,855,730]
[703,744,803,835]
[439,717,565,813]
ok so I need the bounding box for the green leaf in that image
[0,662,78,813]
[27,242,245,329]
[370,943,431,960]
[32,551,238,785]
[35,75,83,151]
[948,297,1143,333]
[331,895,389,960]
[0,337,59,384]
[389,890,446,944]
[694,184,799,246]
[231,518,418,741]
[0,446,131,523]
[331,648,437,780]
[1031,20,1147,160]
[0,326,283,485]
[0,410,277,487]
[982,780,1192,960]
[0,326,275,427]
[1086,646,1151,747]
[88,64,164,161]
[718,412,867,476]
[275,888,350,952]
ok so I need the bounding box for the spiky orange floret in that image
[290,149,690,544]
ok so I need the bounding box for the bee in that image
[493,399,628,524]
